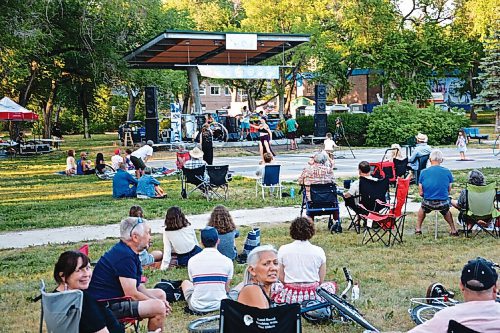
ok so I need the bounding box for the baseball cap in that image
[146,140,154,146]
[461,257,498,291]
[114,148,120,155]
[200,226,218,247]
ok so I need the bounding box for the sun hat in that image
[415,133,428,143]
[200,226,219,247]
[189,147,204,159]
[461,257,498,291]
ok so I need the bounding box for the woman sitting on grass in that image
[274,216,337,304]
[65,149,77,175]
[136,167,165,199]
[160,206,202,270]
[237,245,279,309]
[207,205,239,260]
[54,251,124,333]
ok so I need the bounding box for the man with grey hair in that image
[415,149,459,236]
[298,151,335,200]
[88,217,171,332]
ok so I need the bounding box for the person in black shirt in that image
[54,251,124,333]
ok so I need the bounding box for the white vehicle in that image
[298,104,350,117]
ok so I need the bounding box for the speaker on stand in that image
[314,84,328,137]
[314,113,328,137]
[144,86,159,143]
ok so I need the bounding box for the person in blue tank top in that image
[415,149,459,236]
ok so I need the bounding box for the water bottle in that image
[290,187,295,198]
[351,283,360,301]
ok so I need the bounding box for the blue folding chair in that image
[255,165,282,199]
[300,183,341,232]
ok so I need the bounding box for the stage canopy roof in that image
[124,30,310,69]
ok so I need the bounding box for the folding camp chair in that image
[360,177,410,246]
[97,296,140,332]
[393,157,409,178]
[413,154,430,184]
[255,165,283,199]
[176,151,190,170]
[219,298,301,332]
[459,182,500,238]
[206,165,230,200]
[181,166,207,199]
[300,183,341,232]
[370,161,395,182]
[447,320,480,333]
[39,280,83,333]
[345,177,390,233]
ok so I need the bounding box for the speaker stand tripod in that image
[333,119,355,159]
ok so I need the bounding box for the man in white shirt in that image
[180,227,233,313]
[408,257,499,333]
[111,148,124,170]
[130,140,154,178]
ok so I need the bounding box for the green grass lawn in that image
[0,134,499,332]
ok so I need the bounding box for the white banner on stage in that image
[226,34,257,50]
[197,65,280,79]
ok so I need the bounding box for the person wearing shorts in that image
[415,149,459,236]
[130,140,154,178]
[88,217,171,331]
[285,114,299,150]
[239,106,250,141]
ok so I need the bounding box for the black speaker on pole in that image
[145,118,159,143]
[144,86,158,119]
[315,84,327,114]
[226,117,239,133]
[314,113,328,137]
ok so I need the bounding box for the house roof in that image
[124,30,310,69]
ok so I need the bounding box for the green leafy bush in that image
[296,113,369,146]
[365,102,470,146]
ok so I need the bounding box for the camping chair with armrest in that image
[360,177,410,246]
[345,177,390,234]
[176,151,191,170]
[393,157,409,179]
[255,164,283,199]
[96,296,140,333]
[39,280,83,333]
[413,154,430,185]
[181,165,207,199]
[206,165,230,201]
[459,182,500,238]
[219,298,301,333]
[300,183,341,232]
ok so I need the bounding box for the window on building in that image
[210,86,220,95]
[224,87,231,96]
[199,85,206,95]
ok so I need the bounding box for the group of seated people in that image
[65,148,135,176]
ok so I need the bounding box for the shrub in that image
[296,113,369,146]
[365,102,470,146]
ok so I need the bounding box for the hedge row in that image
[296,102,469,147]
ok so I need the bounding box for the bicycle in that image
[187,267,379,333]
[493,134,500,157]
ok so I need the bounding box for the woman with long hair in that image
[199,123,214,165]
[53,251,124,333]
[207,205,238,260]
[161,206,201,270]
[251,117,275,162]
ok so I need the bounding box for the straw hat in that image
[415,133,428,143]
[190,147,204,159]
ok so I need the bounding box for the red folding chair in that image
[360,177,410,246]
[97,296,141,332]
[176,151,191,170]
[370,161,396,182]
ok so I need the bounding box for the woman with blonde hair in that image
[207,205,239,260]
[65,149,77,175]
[385,143,404,162]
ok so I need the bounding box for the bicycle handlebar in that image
[341,267,353,299]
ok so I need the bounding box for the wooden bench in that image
[463,127,489,143]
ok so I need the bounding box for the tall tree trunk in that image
[42,79,58,139]
[277,68,285,118]
[79,88,91,139]
[54,105,62,123]
[126,86,140,121]
[18,60,38,107]
[246,88,256,112]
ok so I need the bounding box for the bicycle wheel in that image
[493,134,500,157]
[187,315,220,333]
[95,164,115,180]
[410,304,446,325]
[317,289,378,332]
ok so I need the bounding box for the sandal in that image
[415,230,422,235]
[449,231,460,237]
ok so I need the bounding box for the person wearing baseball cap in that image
[408,257,499,332]
[181,226,233,314]
[111,148,124,170]
[130,140,154,178]
[408,132,432,173]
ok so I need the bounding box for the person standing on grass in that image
[199,123,214,165]
[88,217,171,333]
[415,149,459,236]
[285,114,299,150]
[239,106,251,141]
[130,140,154,179]
[181,227,233,313]
[407,257,499,333]
[456,129,468,160]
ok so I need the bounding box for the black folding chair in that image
[219,299,301,333]
[413,154,430,184]
[393,157,409,179]
[206,165,230,201]
[181,165,206,199]
[447,320,479,333]
[300,183,341,233]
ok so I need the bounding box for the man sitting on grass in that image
[88,217,171,333]
[112,163,138,198]
[408,257,500,332]
[181,226,233,314]
[136,167,165,199]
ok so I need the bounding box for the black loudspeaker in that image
[315,84,327,114]
[195,115,205,131]
[145,86,158,119]
[226,117,239,133]
[145,118,159,143]
[314,113,327,137]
